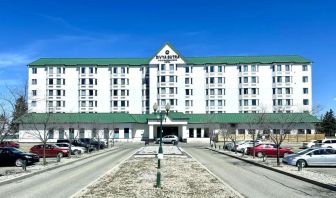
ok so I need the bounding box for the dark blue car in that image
[0,147,39,167]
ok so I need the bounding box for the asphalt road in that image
[0,144,141,198]
[182,145,336,198]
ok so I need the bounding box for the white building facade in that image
[28,43,313,114]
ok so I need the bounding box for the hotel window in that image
[89,78,94,85]
[169,99,175,105]
[81,90,86,96]
[302,76,308,83]
[218,77,224,84]
[48,101,53,107]
[302,65,308,71]
[277,88,282,94]
[121,78,126,85]
[218,89,223,95]
[169,88,174,94]
[210,66,214,72]
[303,88,309,94]
[251,76,257,83]
[48,79,53,85]
[218,100,223,106]
[218,66,223,72]
[121,90,125,96]
[303,99,309,105]
[56,90,61,96]
[277,76,282,83]
[161,64,165,71]
[57,67,61,74]
[161,99,166,106]
[160,88,166,94]
[243,65,248,72]
[285,88,291,94]
[251,88,257,95]
[186,89,193,96]
[32,101,37,107]
[169,64,174,71]
[285,76,290,83]
[286,99,291,106]
[251,65,256,72]
[277,65,282,71]
[169,76,174,82]
[210,77,215,84]
[121,67,126,73]
[121,101,126,107]
[285,65,290,71]
[244,100,248,106]
[243,88,248,95]
[272,88,275,95]
[243,77,248,83]
[210,89,215,95]
[32,90,37,96]
[185,67,190,73]
[113,67,118,73]
[56,101,61,107]
[81,79,86,85]
[210,100,215,106]
[48,90,53,96]
[113,101,118,107]
[81,101,86,107]
[81,67,85,74]
[89,90,94,96]
[49,67,54,74]
[251,99,257,106]
[113,79,118,84]
[161,76,166,82]
[278,99,282,106]
[271,65,275,72]
[238,66,242,72]
[185,78,190,84]
[57,78,61,85]
[32,68,37,74]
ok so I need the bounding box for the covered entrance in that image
[156,126,178,137]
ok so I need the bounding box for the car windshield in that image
[296,148,314,155]
[7,147,25,153]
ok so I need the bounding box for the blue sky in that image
[0,0,335,114]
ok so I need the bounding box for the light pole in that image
[153,102,170,188]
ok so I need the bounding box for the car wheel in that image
[57,152,64,158]
[15,158,24,167]
[257,152,264,158]
[327,146,332,148]
[296,159,307,167]
[172,140,176,145]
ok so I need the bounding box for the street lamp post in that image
[153,102,170,188]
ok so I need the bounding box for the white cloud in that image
[0,53,33,68]
[334,97,336,101]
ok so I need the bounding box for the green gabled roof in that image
[29,58,149,66]
[28,55,311,67]
[16,112,319,124]
[187,113,319,124]
[185,55,311,65]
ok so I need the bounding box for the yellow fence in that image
[216,134,325,142]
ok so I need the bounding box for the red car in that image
[0,141,20,148]
[30,144,70,157]
[247,144,293,158]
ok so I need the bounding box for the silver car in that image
[282,148,336,167]
[156,135,179,144]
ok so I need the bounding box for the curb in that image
[0,147,120,187]
[207,148,336,192]
[182,148,244,198]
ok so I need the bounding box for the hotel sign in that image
[155,50,180,63]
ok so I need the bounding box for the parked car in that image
[55,143,86,155]
[283,148,336,167]
[156,135,179,144]
[247,143,293,158]
[0,141,20,148]
[0,147,39,167]
[79,138,106,150]
[30,144,70,157]
[236,140,262,153]
[302,140,322,148]
[321,139,336,149]
[58,139,96,152]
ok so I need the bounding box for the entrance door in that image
[156,127,178,137]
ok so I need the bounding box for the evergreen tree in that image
[318,109,336,137]
[10,96,28,133]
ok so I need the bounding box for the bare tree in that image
[263,113,303,166]
[19,112,58,165]
[227,124,238,154]
[246,112,267,158]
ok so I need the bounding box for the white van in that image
[321,139,336,149]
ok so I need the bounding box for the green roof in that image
[16,113,319,124]
[29,55,311,67]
